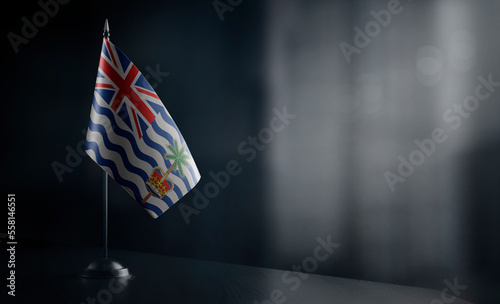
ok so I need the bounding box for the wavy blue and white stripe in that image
[86,73,201,219]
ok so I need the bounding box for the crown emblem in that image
[145,167,173,199]
[141,140,191,204]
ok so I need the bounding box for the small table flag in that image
[85,34,201,219]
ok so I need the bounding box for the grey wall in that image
[2,0,499,302]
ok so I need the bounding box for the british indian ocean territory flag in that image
[85,37,201,218]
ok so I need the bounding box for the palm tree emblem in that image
[163,140,191,177]
[141,140,191,204]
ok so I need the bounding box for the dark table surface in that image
[1,246,474,304]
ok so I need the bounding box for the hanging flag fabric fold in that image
[85,37,201,219]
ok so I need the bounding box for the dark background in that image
[1,0,499,303]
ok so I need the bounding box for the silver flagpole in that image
[102,18,110,261]
[81,19,131,279]
[103,171,108,259]
[103,19,110,260]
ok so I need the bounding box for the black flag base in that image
[81,257,131,279]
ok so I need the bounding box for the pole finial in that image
[103,19,110,39]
